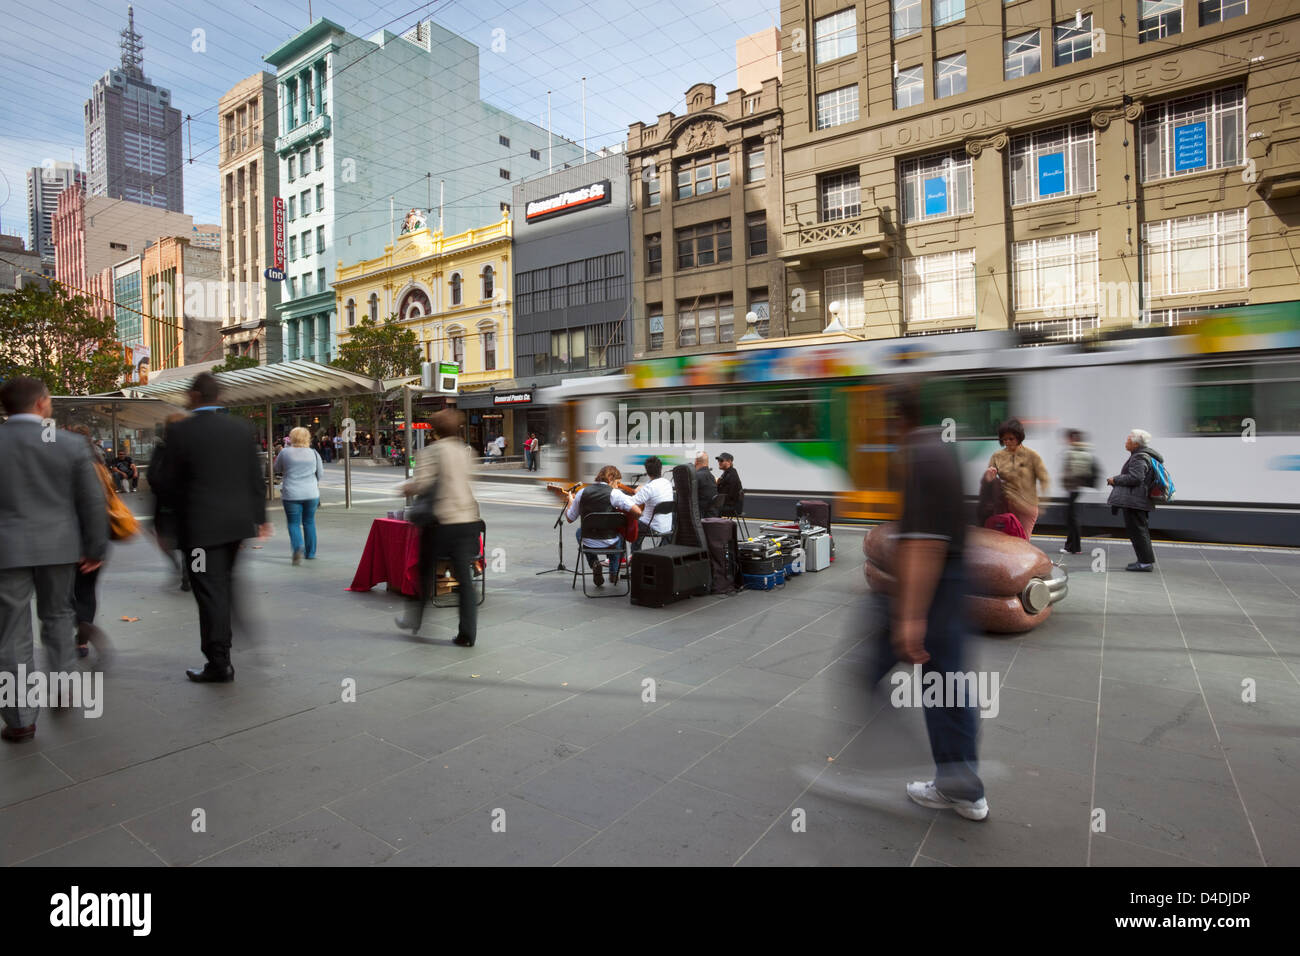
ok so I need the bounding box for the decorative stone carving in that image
[965,130,1010,157]
[400,208,428,234]
[677,118,722,153]
[1091,101,1144,130]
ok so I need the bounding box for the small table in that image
[348,518,421,596]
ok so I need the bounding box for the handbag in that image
[94,461,139,540]
[407,446,439,529]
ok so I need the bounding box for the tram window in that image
[1184,363,1300,434]
[917,376,1009,439]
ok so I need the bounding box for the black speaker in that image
[629,545,711,607]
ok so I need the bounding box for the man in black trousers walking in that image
[151,373,270,682]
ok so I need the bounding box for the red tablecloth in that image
[349,518,421,596]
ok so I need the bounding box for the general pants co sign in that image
[525,180,612,224]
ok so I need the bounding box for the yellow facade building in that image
[334,210,516,448]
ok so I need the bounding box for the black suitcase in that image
[629,545,711,607]
[701,518,742,594]
[740,554,784,575]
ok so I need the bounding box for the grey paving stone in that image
[981,687,1099,778]
[384,795,598,867]
[577,715,724,780]
[511,753,668,831]
[656,666,804,736]
[1002,643,1102,702]
[199,807,397,866]
[679,737,819,817]
[1098,679,1222,758]
[559,779,774,866]
[1089,833,1210,866]
[17,825,165,867]
[0,752,73,809]
[124,733,421,865]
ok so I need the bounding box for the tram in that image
[538,305,1300,546]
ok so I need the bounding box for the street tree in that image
[0,283,130,395]
[331,314,421,456]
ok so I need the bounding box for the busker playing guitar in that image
[561,465,643,587]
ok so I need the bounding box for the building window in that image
[747,213,767,257]
[314,143,324,171]
[820,170,861,222]
[816,85,860,130]
[500,168,510,180]
[1013,231,1099,314]
[398,287,430,319]
[450,273,462,306]
[894,66,923,110]
[675,151,730,200]
[903,250,976,325]
[530,148,540,160]
[287,277,296,298]
[1015,316,1100,345]
[933,0,965,27]
[814,9,857,64]
[749,296,770,337]
[484,331,497,371]
[1139,0,1183,42]
[301,231,311,256]
[346,299,355,327]
[676,220,732,269]
[499,134,510,147]
[299,149,309,175]
[1143,209,1247,298]
[451,335,464,369]
[1141,300,1244,327]
[368,292,378,322]
[678,293,734,347]
[893,0,921,38]
[288,196,296,220]
[1004,31,1041,80]
[935,54,966,99]
[316,225,325,254]
[303,272,314,296]
[482,265,494,300]
[300,190,311,215]
[824,265,865,329]
[745,143,766,183]
[646,168,661,207]
[900,149,973,223]
[317,268,326,293]
[1009,122,1096,205]
[648,307,664,351]
[316,184,324,213]
[287,155,296,181]
[288,236,297,260]
[1139,85,1245,182]
[646,234,662,275]
[1054,14,1094,65]
[1200,0,1247,26]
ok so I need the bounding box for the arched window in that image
[451,334,465,369]
[345,299,356,327]
[398,287,430,320]
[478,321,498,371]
[367,292,378,322]
[450,273,462,307]
[481,264,495,300]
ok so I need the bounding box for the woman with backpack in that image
[1107,428,1163,572]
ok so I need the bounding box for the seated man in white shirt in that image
[628,455,674,552]
[564,465,642,586]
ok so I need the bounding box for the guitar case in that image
[671,464,706,551]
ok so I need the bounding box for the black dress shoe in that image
[453,635,476,647]
[186,665,234,683]
[1,724,36,742]
[591,564,604,587]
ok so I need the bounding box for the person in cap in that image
[714,452,743,518]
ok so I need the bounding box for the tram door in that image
[842,384,902,520]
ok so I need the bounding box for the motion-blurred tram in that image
[538,305,1300,546]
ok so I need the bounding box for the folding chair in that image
[639,499,677,549]
[431,519,487,607]
[572,512,629,597]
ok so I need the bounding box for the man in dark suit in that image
[150,373,270,683]
[0,377,107,741]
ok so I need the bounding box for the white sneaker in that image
[906,780,989,821]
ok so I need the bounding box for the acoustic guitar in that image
[545,481,641,542]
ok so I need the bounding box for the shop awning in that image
[120,359,384,406]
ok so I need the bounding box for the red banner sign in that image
[273,197,286,271]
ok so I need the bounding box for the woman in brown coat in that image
[982,418,1050,537]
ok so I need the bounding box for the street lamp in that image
[738,310,762,343]
[823,300,849,335]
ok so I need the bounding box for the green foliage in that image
[211,354,261,374]
[0,283,130,395]
[331,315,421,451]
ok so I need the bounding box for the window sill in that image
[1011,191,1094,210]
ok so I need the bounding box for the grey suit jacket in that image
[0,419,108,570]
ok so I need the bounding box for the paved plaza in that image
[2,464,1296,866]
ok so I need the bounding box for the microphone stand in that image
[537,491,573,576]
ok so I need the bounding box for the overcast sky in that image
[0,0,778,245]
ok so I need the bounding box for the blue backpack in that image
[1141,453,1176,503]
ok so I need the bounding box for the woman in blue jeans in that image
[274,426,324,565]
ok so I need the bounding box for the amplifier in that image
[629,545,711,607]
